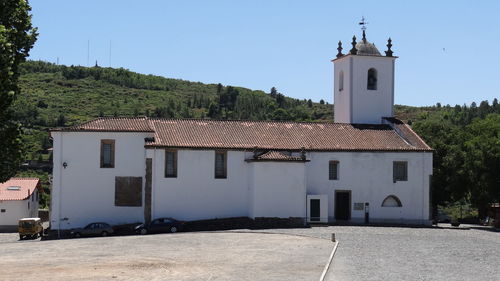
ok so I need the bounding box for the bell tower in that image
[332,20,397,124]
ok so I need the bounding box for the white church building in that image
[50,31,433,230]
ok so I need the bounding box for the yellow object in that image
[18,218,43,240]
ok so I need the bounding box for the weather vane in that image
[359,16,368,41]
[359,16,368,31]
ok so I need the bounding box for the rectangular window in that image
[393,161,408,182]
[329,160,339,180]
[115,176,142,207]
[215,151,227,179]
[1,209,5,213]
[165,150,177,178]
[100,139,115,168]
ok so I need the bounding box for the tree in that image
[307,99,313,108]
[464,114,500,216]
[276,93,285,108]
[319,99,325,105]
[56,113,66,126]
[0,0,38,182]
[270,87,277,98]
[272,108,291,121]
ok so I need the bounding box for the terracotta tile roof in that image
[251,151,306,162]
[53,117,432,152]
[148,118,432,151]
[52,117,154,132]
[0,178,40,201]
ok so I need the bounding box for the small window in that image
[28,202,30,210]
[367,68,377,90]
[100,139,115,168]
[382,195,402,207]
[165,150,177,178]
[393,161,408,182]
[339,71,344,91]
[329,160,339,180]
[1,209,5,213]
[115,176,142,206]
[215,151,227,179]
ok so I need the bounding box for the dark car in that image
[134,218,184,235]
[71,222,114,238]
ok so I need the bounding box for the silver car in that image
[70,222,114,238]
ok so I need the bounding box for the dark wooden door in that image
[310,199,320,221]
[335,191,350,220]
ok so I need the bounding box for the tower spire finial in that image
[359,16,368,42]
[385,37,393,57]
[349,36,358,55]
[336,41,343,58]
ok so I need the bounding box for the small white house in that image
[50,31,433,230]
[0,178,40,231]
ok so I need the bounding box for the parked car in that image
[135,218,185,235]
[71,222,114,238]
[18,218,43,240]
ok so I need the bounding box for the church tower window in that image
[367,68,377,90]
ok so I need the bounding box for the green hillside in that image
[15,60,437,157]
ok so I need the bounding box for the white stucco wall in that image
[334,55,395,124]
[51,132,432,228]
[334,56,352,123]
[249,161,306,219]
[151,149,251,221]
[306,151,432,224]
[0,200,30,226]
[50,131,152,230]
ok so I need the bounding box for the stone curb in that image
[319,241,339,281]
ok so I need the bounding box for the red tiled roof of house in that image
[0,178,40,201]
[53,117,432,152]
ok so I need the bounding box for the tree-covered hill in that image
[14,60,436,156]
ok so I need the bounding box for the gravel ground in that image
[0,231,332,281]
[240,224,500,281]
[2,224,498,281]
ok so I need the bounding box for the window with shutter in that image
[329,161,339,180]
[165,150,177,178]
[393,161,408,181]
[215,151,227,179]
[115,176,142,206]
[100,139,115,168]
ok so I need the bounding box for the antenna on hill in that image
[87,40,90,67]
[109,40,112,68]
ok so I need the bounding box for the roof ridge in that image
[7,177,40,180]
[401,123,432,150]
[149,117,390,126]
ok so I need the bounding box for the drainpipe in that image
[152,148,156,221]
[58,133,63,239]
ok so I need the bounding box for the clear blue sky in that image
[29,0,499,106]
